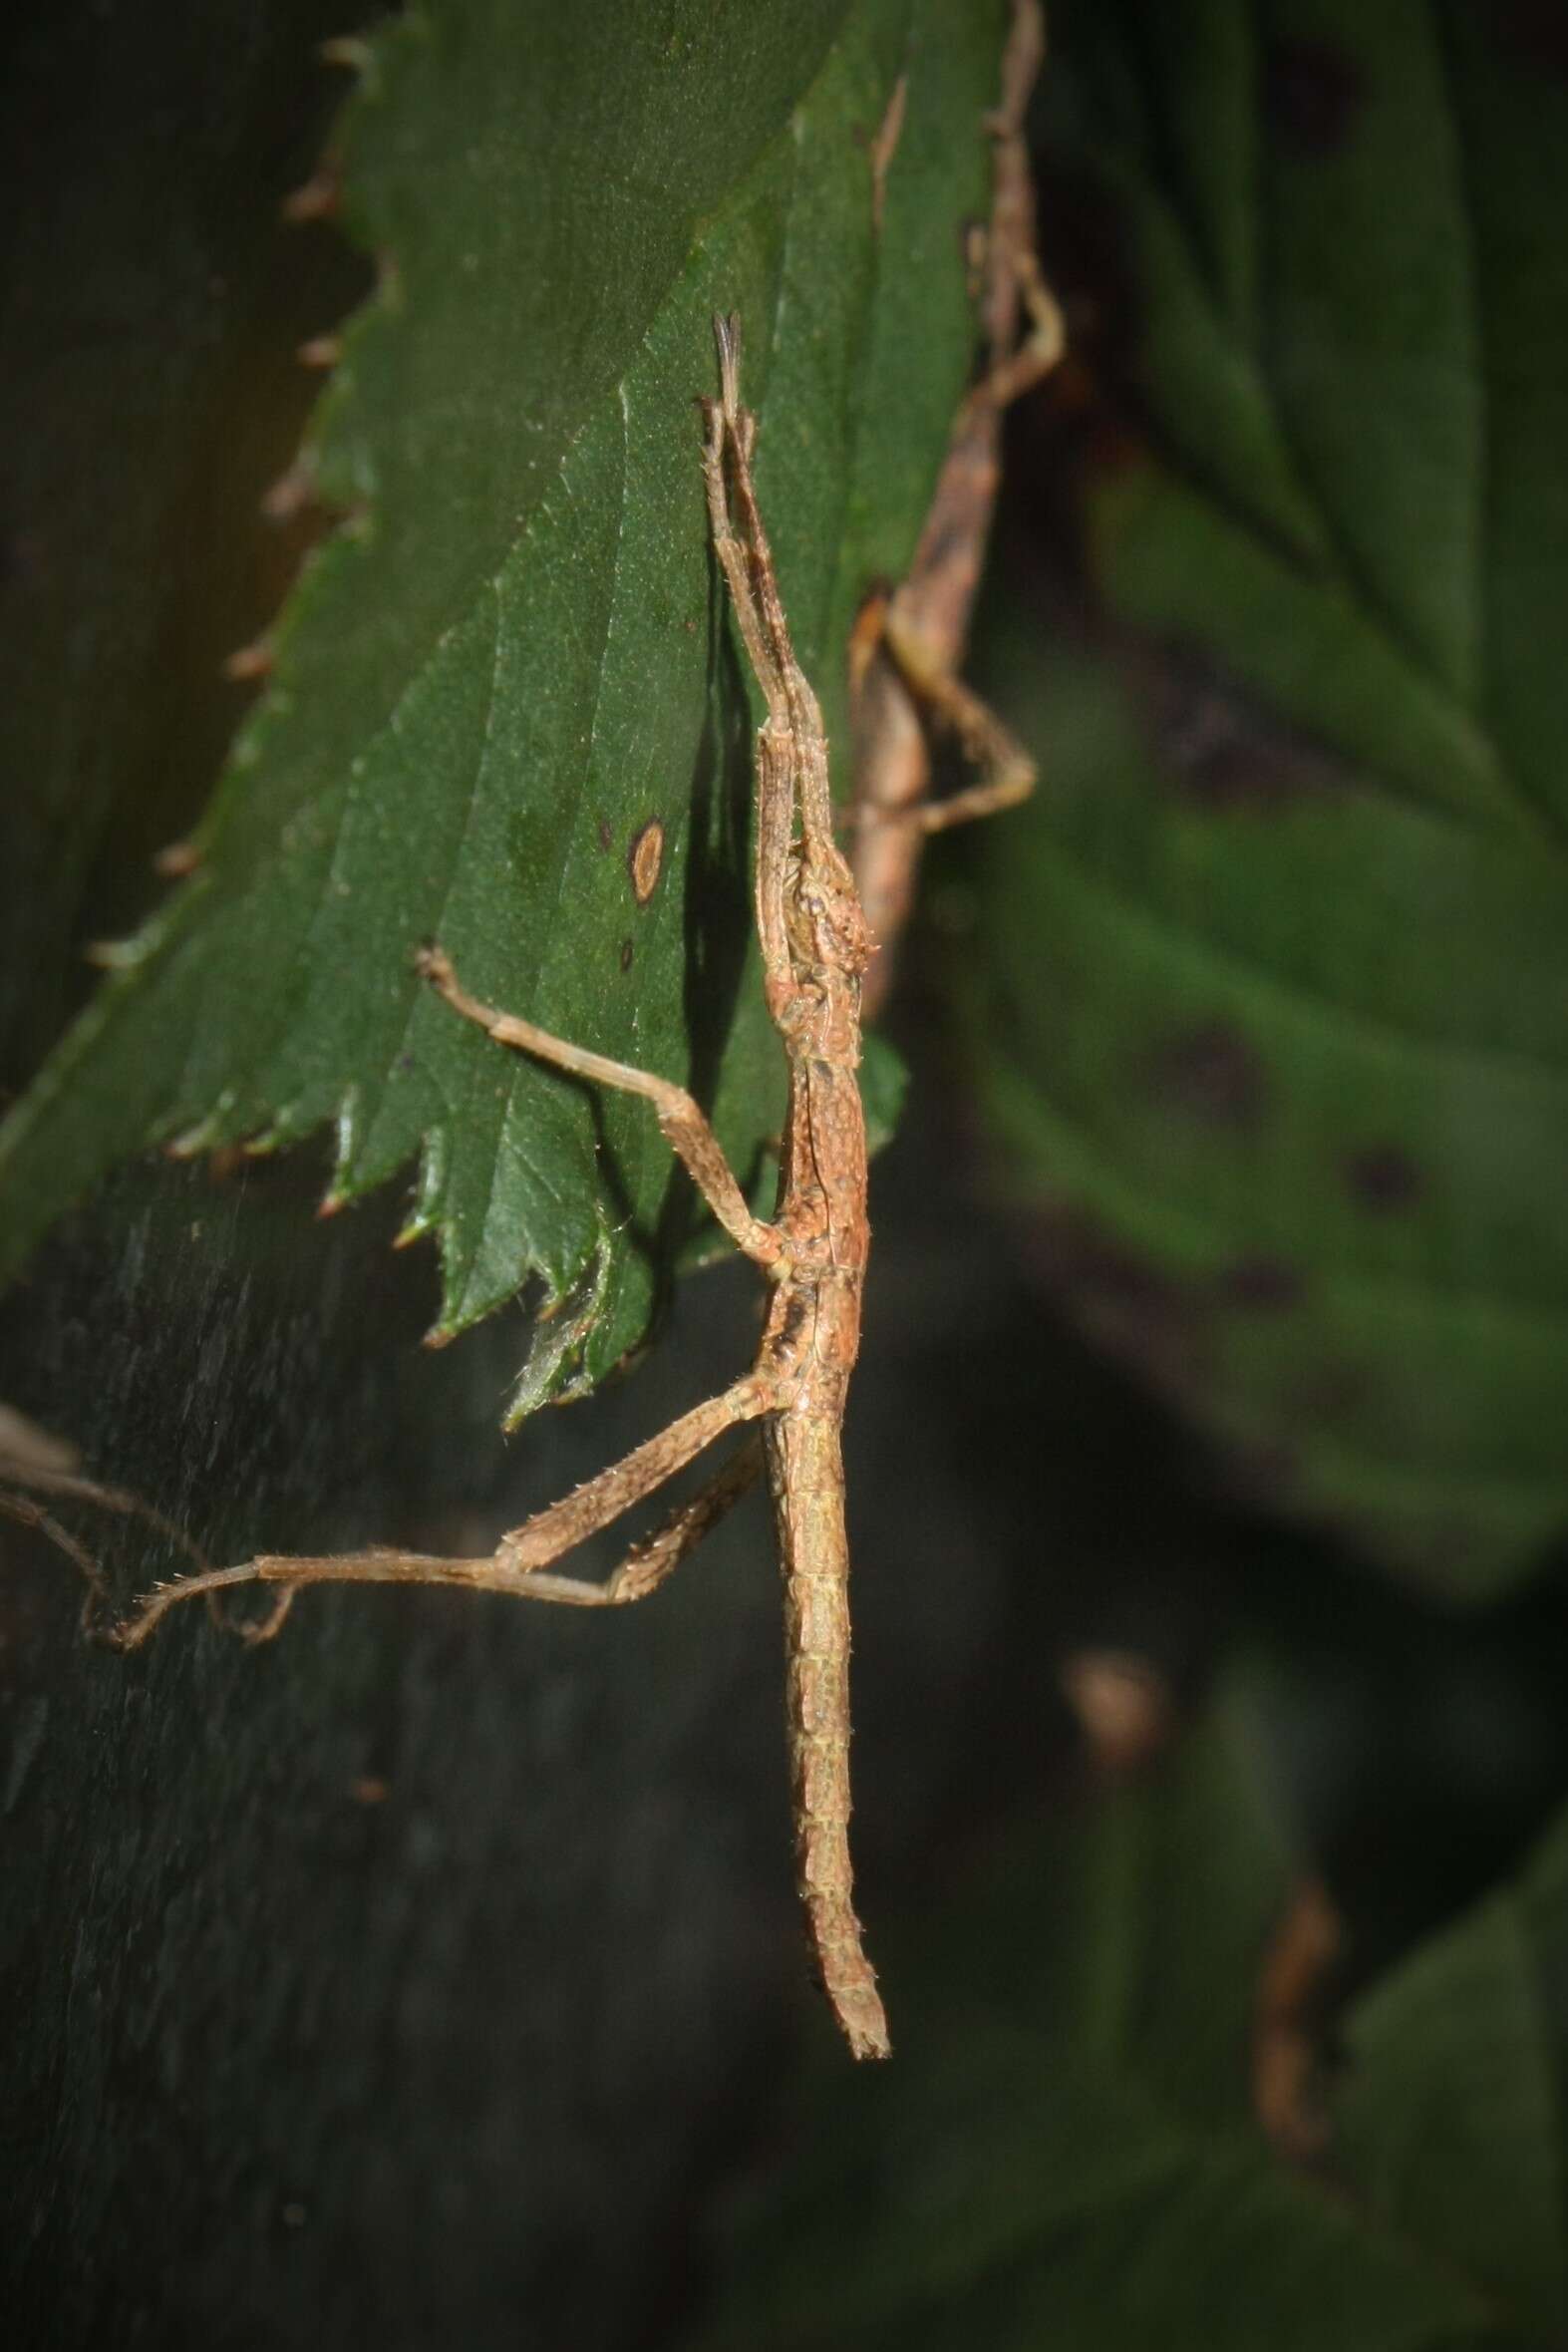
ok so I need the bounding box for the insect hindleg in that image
[109,1379,774,1650]
[858,626,1036,837]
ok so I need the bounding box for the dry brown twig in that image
[1253,1876,1342,2163]
[13,228,1055,2054]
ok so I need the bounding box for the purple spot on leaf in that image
[1345,1145,1421,1212]
[1129,646,1346,813]
[1146,1020,1268,1129]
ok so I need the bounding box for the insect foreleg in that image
[418,947,784,1272]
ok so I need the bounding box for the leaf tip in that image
[318,34,373,76]
[502,1233,613,1427]
[222,636,274,683]
[166,1116,223,1162]
[83,937,140,972]
[281,167,340,227]
[152,838,202,879]
[260,462,316,523]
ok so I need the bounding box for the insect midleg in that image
[109,1381,774,1650]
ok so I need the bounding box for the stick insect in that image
[41,317,1035,2062]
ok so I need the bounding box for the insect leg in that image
[109,1379,776,1650]
[418,948,784,1272]
[502,1430,764,1607]
[853,626,1036,837]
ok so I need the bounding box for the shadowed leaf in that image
[977,0,1568,1595]
[694,1703,1545,2349]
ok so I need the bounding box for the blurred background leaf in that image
[972,0,1568,1597]
[696,1699,1560,2350]
[1335,1796,1568,2343]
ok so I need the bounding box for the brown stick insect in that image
[21,315,1040,2062]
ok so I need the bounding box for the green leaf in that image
[1335,1804,1568,2343]
[976,1,1568,1594]
[694,1705,1524,2350]
[0,0,1007,1403]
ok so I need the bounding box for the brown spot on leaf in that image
[1146,1020,1268,1129]
[628,819,664,906]
[618,938,633,974]
[1345,1144,1421,1211]
[1264,39,1366,155]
